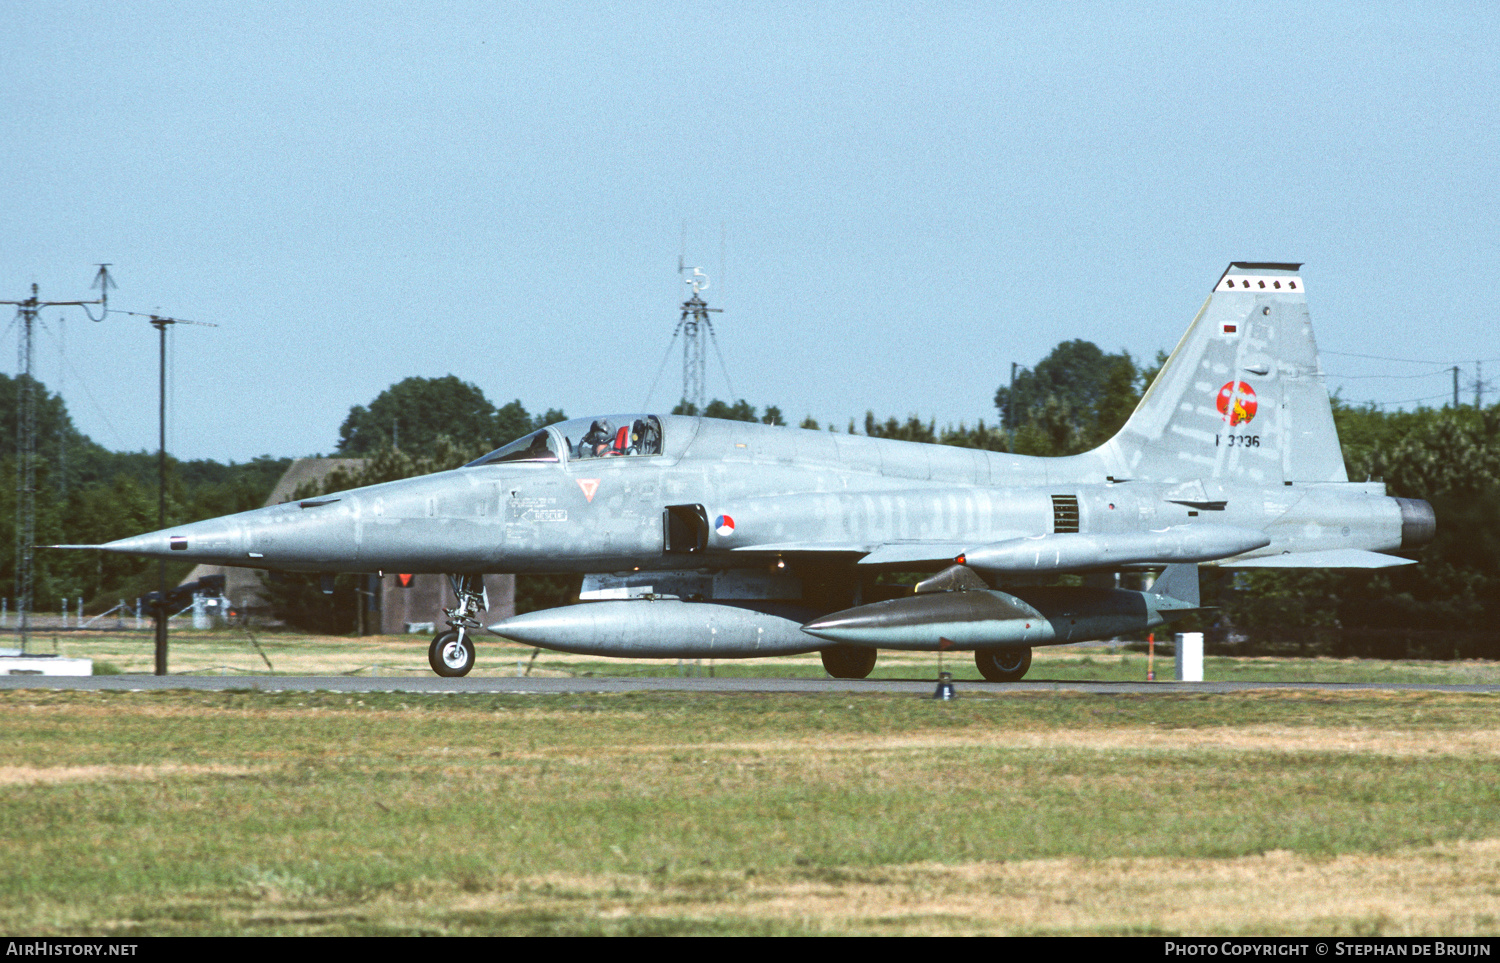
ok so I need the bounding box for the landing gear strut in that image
[428,574,488,678]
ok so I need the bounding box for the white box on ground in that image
[1175,632,1203,682]
[0,656,93,676]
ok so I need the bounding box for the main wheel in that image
[429,630,476,677]
[820,646,877,679]
[974,646,1031,682]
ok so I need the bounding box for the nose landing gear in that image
[429,629,476,677]
[428,574,489,678]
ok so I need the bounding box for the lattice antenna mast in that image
[0,266,113,651]
[677,264,723,413]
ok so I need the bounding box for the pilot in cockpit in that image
[631,417,660,456]
[579,419,616,458]
[520,432,553,459]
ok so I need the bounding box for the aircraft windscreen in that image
[465,415,664,468]
[559,415,663,460]
[465,429,560,467]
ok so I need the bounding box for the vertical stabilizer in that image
[1099,263,1346,484]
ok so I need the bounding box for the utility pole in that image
[1008,362,1019,437]
[0,267,112,652]
[1453,366,1461,408]
[105,309,217,675]
[1477,361,1484,409]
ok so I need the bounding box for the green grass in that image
[0,688,1496,935]
[36,628,1500,685]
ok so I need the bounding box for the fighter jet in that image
[77,263,1435,679]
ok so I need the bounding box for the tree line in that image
[0,373,289,615]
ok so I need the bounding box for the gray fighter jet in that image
[77,263,1435,679]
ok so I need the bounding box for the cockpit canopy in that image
[465,414,664,467]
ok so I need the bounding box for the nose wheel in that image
[429,629,476,677]
[429,574,490,677]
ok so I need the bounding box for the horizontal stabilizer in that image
[1226,549,1416,569]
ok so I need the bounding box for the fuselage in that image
[102,414,1417,577]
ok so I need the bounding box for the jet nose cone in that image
[96,517,249,562]
[100,531,175,556]
[800,608,883,643]
[490,608,595,647]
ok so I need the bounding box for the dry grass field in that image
[25,627,1500,685]
[0,683,1496,935]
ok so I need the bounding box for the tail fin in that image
[1099,262,1347,484]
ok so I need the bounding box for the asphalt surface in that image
[0,674,1496,695]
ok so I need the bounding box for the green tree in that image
[673,399,783,425]
[995,341,1143,454]
[1222,405,1500,658]
[337,376,500,455]
[1362,406,1500,645]
[864,413,937,444]
[938,421,1010,452]
[0,371,291,613]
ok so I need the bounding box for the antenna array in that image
[0,267,112,650]
[677,265,721,413]
[643,259,739,413]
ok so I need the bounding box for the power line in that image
[1324,348,1500,365]
[1338,392,1465,409]
[1327,369,1453,380]
[641,327,679,410]
[29,316,127,449]
[1327,355,1495,409]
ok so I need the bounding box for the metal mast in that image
[641,262,736,413]
[0,267,111,651]
[108,309,217,676]
[677,265,722,413]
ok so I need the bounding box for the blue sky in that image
[4,2,1498,462]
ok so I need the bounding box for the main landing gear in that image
[820,645,877,680]
[974,646,1032,682]
[428,574,488,678]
